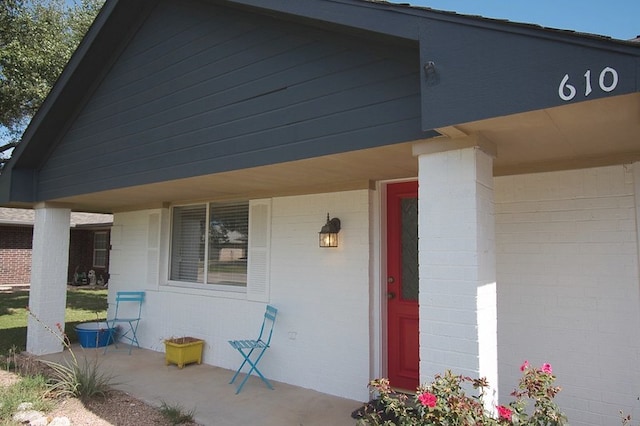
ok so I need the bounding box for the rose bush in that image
[356,361,567,425]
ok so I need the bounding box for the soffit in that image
[456,92,640,175]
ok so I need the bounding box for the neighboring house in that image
[0,208,112,285]
[0,1,638,425]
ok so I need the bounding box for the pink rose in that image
[541,363,552,374]
[418,391,437,408]
[520,360,529,372]
[497,405,513,420]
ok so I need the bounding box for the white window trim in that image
[93,231,108,268]
[166,200,266,297]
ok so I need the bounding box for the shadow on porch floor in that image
[41,345,362,425]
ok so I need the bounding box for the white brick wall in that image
[110,190,372,401]
[268,191,371,399]
[496,165,640,425]
[107,163,640,417]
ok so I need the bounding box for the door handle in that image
[387,292,395,299]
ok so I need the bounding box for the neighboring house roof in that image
[0,207,112,228]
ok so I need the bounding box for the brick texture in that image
[495,165,640,426]
[0,226,33,285]
[0,226,110,285]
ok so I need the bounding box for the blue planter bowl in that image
[75,322,115,348]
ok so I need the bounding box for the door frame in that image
[373,178,418,383]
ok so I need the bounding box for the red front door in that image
[387,181,419,391]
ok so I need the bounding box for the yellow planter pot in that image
[164,337,204,369]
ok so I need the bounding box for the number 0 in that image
[599,67,618,92]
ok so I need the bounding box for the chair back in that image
[257,305,277,345]
[114,291,145,320]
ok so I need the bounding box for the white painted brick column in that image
[27,204,71,355]
[414,137,498,409]
[633,162,640,288]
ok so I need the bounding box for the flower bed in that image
[356,361,567,425]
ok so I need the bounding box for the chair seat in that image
[229,340,267,350]
[110,317,140,323]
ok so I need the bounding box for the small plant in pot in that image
[164,337,204,369]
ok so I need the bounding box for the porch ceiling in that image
[459,92,640,176]
[55,93,639,213]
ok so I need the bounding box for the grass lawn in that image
[0,288,107,354]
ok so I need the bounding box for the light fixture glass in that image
[319,213,341,248]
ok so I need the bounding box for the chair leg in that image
[237,358,273,394]
[104,321,116,355]
[126,320,140,355]
[231,347,273,394]
[104,320,140,355]
[230,346,256,385]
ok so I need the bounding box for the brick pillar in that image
[27,204,70,355]
[633,163,640,291]
[414,137,498,410]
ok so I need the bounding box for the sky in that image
[389,0,640,41]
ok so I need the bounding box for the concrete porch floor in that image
[42,346,364,425]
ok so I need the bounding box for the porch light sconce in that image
[319,213,341,248]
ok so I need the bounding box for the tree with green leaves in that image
[0,0,104,169]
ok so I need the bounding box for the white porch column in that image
[632,163,640,291]
[27,203,71,355]
[414,137,498,408]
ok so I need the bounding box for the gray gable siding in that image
[419,19,640,130]
[36,0,430,200]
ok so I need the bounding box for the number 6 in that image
[558,74,576,101]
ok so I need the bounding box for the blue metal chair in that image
[104,291,145,355]
[228,305,277,394]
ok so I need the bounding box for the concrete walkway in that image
[43,346,364,426]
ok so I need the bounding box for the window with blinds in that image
[93,231,108,268]
[170,202,249,286]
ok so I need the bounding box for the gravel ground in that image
[1,365,198,425]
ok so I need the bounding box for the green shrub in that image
[27,308,115,400]
[42,356,114,400]
[159,400,196,425]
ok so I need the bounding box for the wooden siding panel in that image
[420,20,640,129]
[37,0,426,199]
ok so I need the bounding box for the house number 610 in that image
[558,66,618,101]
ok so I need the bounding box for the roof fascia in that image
[220,0,423,41]
[222,0,640,53]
